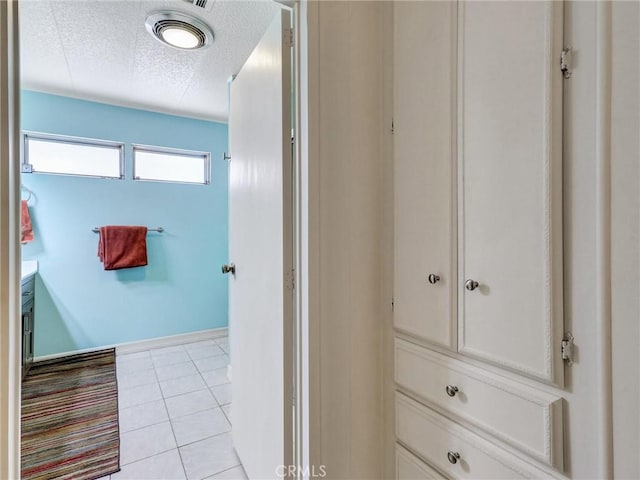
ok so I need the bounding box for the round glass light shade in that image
[161,27,200,49]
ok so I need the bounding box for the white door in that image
[227,9,293,480]
[458,1,565,386]
[393,1,457,350]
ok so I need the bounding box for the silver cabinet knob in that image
[447,451,461,464]
[465,279,479,291]
[427,273,440,285]
[221,263,236,275]
[445,385,459,397]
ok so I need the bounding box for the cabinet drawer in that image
[396,392,553,479]
[21,276,35,306]
[397,444,447,479]
[395,338,563,468]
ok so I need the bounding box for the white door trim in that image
[594,1,614,477]
[0,0,22,478]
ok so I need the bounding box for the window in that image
[22,132,124,179]
[133,145,210,185]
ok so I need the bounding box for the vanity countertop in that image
[21,260,38,282]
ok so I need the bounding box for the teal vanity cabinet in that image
[21,275,35,378]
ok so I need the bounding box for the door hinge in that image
[286,269,296,291]
[391,297,395,312]
[561,332,575,365]
[288,28,294,47]
[560,47,572,79]
[391,119,395,135]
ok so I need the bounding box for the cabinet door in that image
[393,1,457,349]
[458,1,564,384]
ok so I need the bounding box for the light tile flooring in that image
[99,336,247,480]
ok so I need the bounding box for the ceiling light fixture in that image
[145,12,213,50]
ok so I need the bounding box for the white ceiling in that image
[19,0,280,122]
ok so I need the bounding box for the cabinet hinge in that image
[560,47,572,79]
[223,152,231,162]
[561,332,575,365]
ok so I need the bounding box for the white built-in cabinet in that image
[393,1,569,478]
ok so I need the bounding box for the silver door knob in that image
[222,263,236,275]
[427,273,440,285]
[465,279,479,291]
[445,385,459,397]
[447,451,461,464]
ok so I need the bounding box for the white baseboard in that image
[34,327,228,362]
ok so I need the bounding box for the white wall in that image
[611,2,640,478]
[305,2,384,478]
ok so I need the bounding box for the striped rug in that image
[21,349,120,480]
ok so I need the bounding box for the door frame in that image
[0,1,309,477]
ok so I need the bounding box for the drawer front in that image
[397,444,447,479]
[396,392,552,479]
[21,276,35,305]
[395,338,563,468]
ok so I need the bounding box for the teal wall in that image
[21,91,229,356]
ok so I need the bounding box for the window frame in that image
[132,144,211,186]
[21,131,125,179]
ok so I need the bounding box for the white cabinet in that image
[393,0,565,386]
[396,445,447,480]
[458,1,565,386]
[396,393,553,479]
[393,1,569,478]
[393,0,457,350]
[395,339,563,469]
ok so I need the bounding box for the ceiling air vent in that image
[145,12,214,50]
[182,0,214,12]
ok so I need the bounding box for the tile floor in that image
[98,336,247,480]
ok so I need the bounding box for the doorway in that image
[1,1,304,478]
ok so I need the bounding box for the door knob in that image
[222,263,236,275]
[465,279,479,291]
[445,385,459,397]
[447,451,461,464]
[427,273,440,285]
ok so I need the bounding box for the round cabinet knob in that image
[465,279,479,291]
[427,273,440,285]
[447,451,461,465]
[445,385,459,397]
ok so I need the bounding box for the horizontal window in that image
[22,132,124,179]
[133,145,210,185]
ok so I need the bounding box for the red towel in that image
[21,200,34,244]
[97,226,148,270]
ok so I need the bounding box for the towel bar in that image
[92,227,164,233]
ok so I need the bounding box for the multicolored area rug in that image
[21,349,120,480]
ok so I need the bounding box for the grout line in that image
[152,350,190,480]
[219,403,232,426]
[116,339,230,479]
[175,429,235,451]
[168,404,224,422]
[119,443,176,468]
[201,462,246,480]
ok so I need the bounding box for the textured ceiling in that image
[19,0,280,122]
